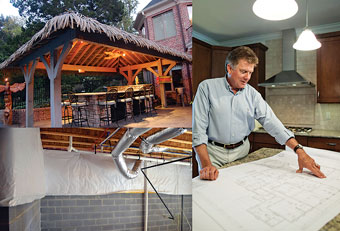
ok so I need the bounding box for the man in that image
[192,46,326,180]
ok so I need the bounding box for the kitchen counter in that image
[221,148,340,231]
[253,128,340,138]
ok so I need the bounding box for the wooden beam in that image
[72,43,92,64]
[84,46,105,66]
[36,62,117,73]
[79,45,98,65]
[76,32,186,62]
[120,60,159,72]
[157,59,163,76]
[163,60,176,76]
[167,138,192,145]
[119,69,129,81]
[132,68,142,80]
[67,41,86,64]
[18,29,76,66]
[146,67,159,77]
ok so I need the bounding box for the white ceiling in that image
[193,0,340,44]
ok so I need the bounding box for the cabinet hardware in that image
[327,143,337,146]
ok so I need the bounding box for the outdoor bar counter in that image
[72,84,152,126]
[220,147,340,231]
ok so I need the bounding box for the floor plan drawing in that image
[193,147,340,231]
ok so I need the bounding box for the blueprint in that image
[193,147,340,231]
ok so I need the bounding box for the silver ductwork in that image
[140,128,187,153]
[111,128,151,179]
[258,29,315,88]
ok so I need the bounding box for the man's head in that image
[225,46,259,89]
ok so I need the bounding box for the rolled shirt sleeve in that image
[192,81,210,147]
[254,91,294,145]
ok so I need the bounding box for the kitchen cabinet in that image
[251,132,340,153]
[193,38,212,96]
[193,38,267,99]
[308,137,340,152]
[211,46,231,78]
[317,31,340,103]
[246,43,267,99]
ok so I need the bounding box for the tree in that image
[10,0,125,26]
[0,15,25,63]
[117,0,138,33]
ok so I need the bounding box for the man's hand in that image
[296,150,326,178]
[200,165,219,180]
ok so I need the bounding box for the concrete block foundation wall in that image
[0,199,41,231]
[41,193,192,231]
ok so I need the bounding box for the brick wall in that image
[144,2,193,102]
[0,199,41,231]
[10,107,51,126]
[146,3,191,52]
[40,193,192,231]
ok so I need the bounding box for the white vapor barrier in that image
[44,149,192,195]
[0,128,46,207]
[193,147,340,231]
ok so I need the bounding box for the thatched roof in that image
[0,12,191,70]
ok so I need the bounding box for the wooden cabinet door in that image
[308,137,340,152]
[211,46,231,78]
[317,33,340,103]
[193,38,212,95]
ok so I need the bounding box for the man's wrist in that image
[294,144,303,153]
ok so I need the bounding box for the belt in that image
[208,136,247,150]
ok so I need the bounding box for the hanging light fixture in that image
[293,0,321,51]
[252,0,298,21]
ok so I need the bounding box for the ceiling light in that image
[293,29,321,50]
[252,0,298,21]
[293,0,321,51]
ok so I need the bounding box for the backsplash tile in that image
[263,38,340,131]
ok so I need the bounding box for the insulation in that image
[44,149,191,196]
[0,128,46,207]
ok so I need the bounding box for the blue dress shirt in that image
[192,77,293,147]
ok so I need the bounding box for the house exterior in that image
[134,0,192,104]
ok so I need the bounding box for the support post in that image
[40,41,72,127]
[20,60,37,127]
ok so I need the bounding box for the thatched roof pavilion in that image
[0,13,191,127]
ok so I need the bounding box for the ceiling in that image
[193,0,340,43]
[40,128,192,162]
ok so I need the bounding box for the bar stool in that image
[175,87,188,107]
[133,87,146,116]
[145,85,156,116]
[69,94,90,127]
[98,88,118,127]
[117,87,135,122]
[61,93,72,125]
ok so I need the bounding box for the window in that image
[187,5,192,25]
[153,10,176,41]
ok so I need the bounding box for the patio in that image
[33,105,192,128]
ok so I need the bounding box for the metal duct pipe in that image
[111,128,151,179]
[140,128,187,153]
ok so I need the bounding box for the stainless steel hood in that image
[258,29,315,88]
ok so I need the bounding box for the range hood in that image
[258,29,315,88]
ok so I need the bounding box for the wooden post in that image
[157,59,167,108]
[20,60,37,127]
[40,41,72,127]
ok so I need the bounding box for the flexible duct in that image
[140,128,187,153]
[111,128,151,179]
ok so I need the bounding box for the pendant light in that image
[252,0,298,21]
[293,0,321,51]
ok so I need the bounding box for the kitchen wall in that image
[264,38,340,131]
